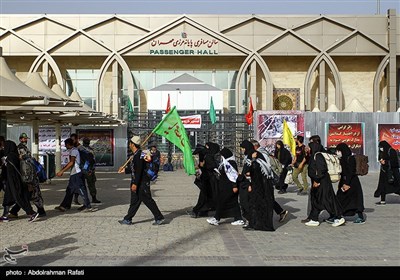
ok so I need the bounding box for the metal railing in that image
[127,111,254,168]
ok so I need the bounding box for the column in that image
[55,122,62,172]
[319,61,326,111]
[32,120,39,160]
[388,9,397,111]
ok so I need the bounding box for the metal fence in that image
[127,111,254,167]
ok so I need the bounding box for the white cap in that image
[130,135,141,145]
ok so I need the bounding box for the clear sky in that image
[0,0,398,15]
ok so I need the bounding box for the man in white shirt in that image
[54,138,96,212]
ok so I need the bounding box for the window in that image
[66,69,99,110]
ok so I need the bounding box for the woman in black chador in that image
[274,140,292,194]
[2,140,38,222]
[374,140,400,205]
[202,142,221,210]
[306,142,344,227]
[188,144,213,218]
[240,140,274,231]
[206,147,243,226]
[335,143,365,224]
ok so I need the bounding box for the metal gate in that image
[127,111,254,167]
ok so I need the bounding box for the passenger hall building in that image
[0,10,399,169]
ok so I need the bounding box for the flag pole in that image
[118,132,154,172]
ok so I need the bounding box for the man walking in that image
[81,137,101,203]
[292,136,309,195]
[55,138,96,212]
[118,136,164,225]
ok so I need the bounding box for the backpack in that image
[31,157,47,183]
[314,152,342,183]
[389,148,400,167]
[141,151,160,181]
[79,147,95,174]
[257,148,281,187]
[19,158,36,184]
[353,155,369,176]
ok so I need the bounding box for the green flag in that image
[152,106,196,175]
[209,97,217,124]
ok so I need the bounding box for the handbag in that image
[382,162,394,184]
[284,169,294,185]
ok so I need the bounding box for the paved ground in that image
[0,169,399,267]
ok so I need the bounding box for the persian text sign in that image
[326,123,364,155]
[181,115,202,129]
[149,37,218,55]
[378,124,400,151]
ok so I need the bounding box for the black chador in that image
[190,144,213,217]
[335,143,364,218]
[240,140,274,231]
[307,142,343,222]
[213,148,242,222]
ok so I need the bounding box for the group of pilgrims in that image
[186,136,400,231]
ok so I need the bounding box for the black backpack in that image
[79,147,95,174]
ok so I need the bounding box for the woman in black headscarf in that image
[374,141,400,205]
[306,142,344,227]
[202,142,221,210]
[335,143,365,224]
[3,140,38,222]
[274,140,292,194]
[206,147,243,226]
[239,140,274,231]
[188,144,213,218]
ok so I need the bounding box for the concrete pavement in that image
[0,169,399,266]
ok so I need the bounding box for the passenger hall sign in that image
[149,33,218,55]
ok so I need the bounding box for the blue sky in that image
[0,0,398,15]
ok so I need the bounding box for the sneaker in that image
[77,206,86,211]
[186,210,198,218]
[299,191,308,196]
[152,219,165,225]
[73,199,81,205]
[279,210,289,223]
[305,220,320,226]
[92,199,102,204]
[38,212,47,217]
[296,188,304,195]
[354,217,366,224]
[0,216,9,222]
[8,213,18,219]
[118,219,132,225]
[375,201,386,206]
[206,217,219,226]
[332,217,346,227]
[325,217,335,224]
[301,218,311,224]
[278,190,287,194]
[54,206,66,212]
[231,220,245,226]
[28,212,39,223]
[83,207,98,212]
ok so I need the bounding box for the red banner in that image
[378,124,400,151]
[180,115,202,129]
[327,123,364,155]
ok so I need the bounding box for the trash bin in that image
[46,152,56,179]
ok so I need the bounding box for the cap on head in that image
[19,133,30,139]
[130,135,141,146]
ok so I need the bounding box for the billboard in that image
[255,110,305,153]
[76,129,114,167]
[377,124,400,151]
[326,123,365,155]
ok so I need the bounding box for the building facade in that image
[1,11,399,169]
